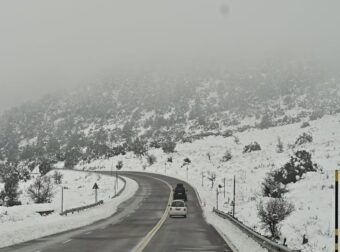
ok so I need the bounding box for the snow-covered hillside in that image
[83,113,340,252]
[0,170,138,248]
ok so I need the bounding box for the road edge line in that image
[214,226,239,252]
[132,175,173,252]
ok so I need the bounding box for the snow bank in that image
[0,170,138,248]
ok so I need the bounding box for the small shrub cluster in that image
[111,145,127,156]
[39,160,52,176]
[221,130,233,138]
[161,140,176,153]
[52,171,63,184]
[221,150,232,162]
[263,150,317,192]
[257,114,274,129]
[300,121,310,128]
[116,160,123,170]
[243,142,261,153]
[262,171,288,198]
[130,138,148,157]
[28,176,54,203]
[309,110,324,121]
[295,133,313,145]
[146,154,157,166]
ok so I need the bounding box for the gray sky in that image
[0,0,339,113]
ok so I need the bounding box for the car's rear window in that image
[171,201,185,207]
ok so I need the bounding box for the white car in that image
[169,200,187,218]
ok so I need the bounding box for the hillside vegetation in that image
[1,61,339,170]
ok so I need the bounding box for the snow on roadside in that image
[0,170,138,248]
[82,113,340,252]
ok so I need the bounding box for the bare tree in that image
[207,172,217,189]
[28,176,54,203]
[257,198,294,238]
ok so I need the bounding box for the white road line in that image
[132,174,173,252]
[62,239,72,244]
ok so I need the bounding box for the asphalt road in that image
[1,172,231,252]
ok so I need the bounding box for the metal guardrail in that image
[60,200,104,216]
[213,208,301,252]
[59,174,127,216]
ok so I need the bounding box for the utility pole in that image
[61,186,64,213]
[223,178,226,198]
[201,171,204,187]
[233,175,236,217]
[115,169,118,196]
[164,162,167,174]
[336,170,338,252]
[186,166,189,181]
[216,188,219,210]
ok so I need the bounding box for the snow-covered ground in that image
[0,170,138,248]
[82,113,340,252]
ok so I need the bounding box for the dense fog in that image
[0,0,339,112]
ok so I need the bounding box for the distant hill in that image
[0,60,339,170]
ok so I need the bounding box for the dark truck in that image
[173,183,187,201]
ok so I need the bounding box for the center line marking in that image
[63,239,72,244]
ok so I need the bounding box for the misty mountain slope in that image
[82,113,340,252]
[0,61,339,170]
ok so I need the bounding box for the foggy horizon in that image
[1,0,340,113]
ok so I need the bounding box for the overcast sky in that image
[0,0,339,113]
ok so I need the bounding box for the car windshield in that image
[172,201,185,207]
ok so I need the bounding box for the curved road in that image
[1,172,232,252]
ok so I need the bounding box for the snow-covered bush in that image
[146,154,157,166]
[28,176,54,203]
[243,142,261,153]
[183,157,191,166]
[309,110,324,121]
[161,140,176,153]
[111,145,127,156]
[295,133,313,145]
[130,138,148,157]
[149,140,162,149]
[274,150,318,185]
[222,130,233,137]
[300,121,310,128]
[116,160,123,170]
[257,198,294,238]
[257,114,274,129]
[221,150,232,162]
[262,171,288,198]
[52,171,63,184]
[39,160,52,176]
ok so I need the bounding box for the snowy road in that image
[1,172,231,252]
